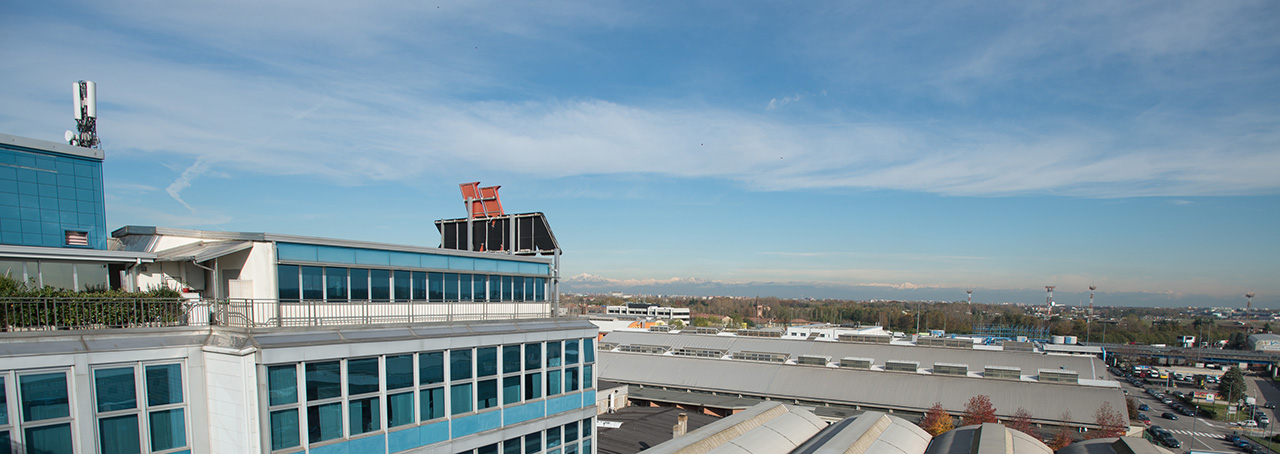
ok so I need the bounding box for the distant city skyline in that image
[2,2,1277,307]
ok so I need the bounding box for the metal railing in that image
[0,297,555,331]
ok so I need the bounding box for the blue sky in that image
[2,1,1278,306]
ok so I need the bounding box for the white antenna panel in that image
[73,82,83,120]
[84,80,96,118]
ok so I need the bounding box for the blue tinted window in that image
[474,275,487,302]
[270,409,300,450]
[26,422,73,454]
[316,245,356,264]
[145,364,183,406]
[535,278,546,301]
[547,370,561,396]
[370,269,390,301]
[525,343,542,370]
[412,271,427,300]
[393,270,410,302]
[460,274,472,301]
[503,345,521,374]
[477,347,497,377]
[565,340,579,365]
[390,251,418,267]
[94,367,136,412]
[584,365,593,389]
[488,275,500,301]
[98,414,140,454]
[584,339,595,363]
[547,341,562,367]
[301,266,323,301]
[350,268,369,301]
[420,352,444,385]
[348,358,379,395]
[276,243,318,262]
[307,403,342,443]
[428,272,444,302]
[324,267,348,301]
[503,375,520,404]
[387,355,413,390]
[0,377,6,425]
[306,361,341,401]
[547,426,562,448]
[582,418,592,437]
[20,372,69,421]
[349,397,380,435]
[451,349,473,381]
[444,273,459,301]
[477,379,498,410]
[354,249,390,266]
[450,383,472,415]
[277,265,299,301]
[388,392,414,428]
[516,276,527,301]
[268,365,297,406]
[525,432,542,453]
[421,387,445,420]
[524,373,542,400]
[149,408,186,450]
[566,367,579,392]
[501,276,513,301]
[504,437,521,454]
[565,421,578,442]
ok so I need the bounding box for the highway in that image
[1113,368,1279,453]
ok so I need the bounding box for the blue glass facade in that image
[0,142,107,249]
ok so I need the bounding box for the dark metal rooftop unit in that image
[435,182,561,256]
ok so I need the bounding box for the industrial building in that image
[1248,334,1280,352]
[1,127,596,453]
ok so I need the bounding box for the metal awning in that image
[154,241,254,263]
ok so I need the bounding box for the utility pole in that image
[1087,285,1096,343]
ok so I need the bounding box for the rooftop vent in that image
[984,365,1022,380]
[838,334,893,344]
[735,351,790,363]
[1038,369,1079,384]
[797,355,831,366]
[64,230,89,246]
[933,363,969,376]
[885,360,919,373]
[839,357,873,369]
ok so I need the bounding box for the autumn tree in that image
[1007,407,1036,437]
[1126,397,1139,419]
[920,402,954,436]
[1086,402,1126,439]
[962,395,998,426]
[1047,411,1074,451]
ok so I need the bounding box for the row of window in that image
[0,364,188,454]
[266,339,595,451]
[457,418,594,454]
[277,265,546,303]
[0,259,110,292]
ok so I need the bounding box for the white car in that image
[1234,420,1258,427]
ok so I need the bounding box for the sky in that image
[2,1,1278,307]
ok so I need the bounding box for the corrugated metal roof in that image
[601,331,1105,381]
[642,402,826,454]
[923,424,1054,454]
[153,240,254,262]
[599,352,1126,427]
[791,411,931,454]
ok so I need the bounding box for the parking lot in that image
[1111,366,1280,453]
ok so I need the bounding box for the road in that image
[1114,369,1279,453]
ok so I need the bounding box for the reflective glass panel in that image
[504,437,521,454]
[428,272,444,302]
[268,365,298,406]
[488,275,500,301]
[566,367,579,392]
[450,383,472,415]
[349,397,380,435]
[420,351,444,385]
[0,377,6,425]
[503,345,521,374]
[421,387,445,420]
[451,349,473,381]
[474,275,487,302]
[477,347,497,377]
[547,426,561,448]
[350,268,369,301]
[98,414,140,454]
[460,274,472,301]
[524,373,542,400]
[584,365,593,389]
[535,278,545,301]
[388,391,414,428]
[94,367,136,412]
[513,276,525,301]
[547,341,562,367]
[565,421,578,442]
[277,265,299,301]
[525,343,542,370]
[444,273,459,301]
[393,270,410,302]
[387,354,413,390]
[348,358,379,395]
[584,338,595,363]
[565,340,579,365]
[25,423,73,454]
[300,266,323,301]
[270,409,300,450]
[307,403,342,443]
[305,361,341,401]
[412,271,427,300]
[145,364,183,406]
[477,379,498,410]
[525,432,542,453]
[370,269,390,301]
[501,276,512,301]
[503,375,520,404]
[20,372,69,421]
[546,370,561,396]
[324,267,348,302]
[148,408,186,450]
[582,417,593,436]
[478,443,498,454]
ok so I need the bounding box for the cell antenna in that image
[1247,292,1256,311]
[67,80,100,148]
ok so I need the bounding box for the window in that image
[421,387,445,421]
[477,347,498,377]
[547,341,562,367]
[278,265,300,301]
[503,375,521,405]
[503,437,521,454]
[305,361,342,443]
[488,275,500,302]
[420,352,444,385]
[301,266,323,301]
[412,271,427,301]
[444,273,459,301]
[525,432,542,454]
[565,340,579,365]
[513,276,525,301]
[19,371,73,454]
[565,421,578,442]
[503,345,521,374]
[370,269,390,301]
[460,274,472,301]
[546,370,561,396]
[350,268,369,301]
[477,379,498,410]
[535,278,545,301]
[450,383,473,415]
[525,343,542,370]
[451,349,473,381]
[583,365,593,390]
[325,267,348,302]
[565,367,579,392]
[393,270,410,302]
[474,275,487,302]
[428,272,444,302]
[267,364,300,450]
[501,276,512,301]
[89,363,189,454]
[584,339,595,363]
[524,373,542,400]
[347,357,380,435]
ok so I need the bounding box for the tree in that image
[920,402,954,436]
[1047,411,1074,451]
[1220,366,1247,403]
[962,395,998,426]
[1087,402,1126,439]
[669,319,686,330]
[1125,397,1139,419]
[1007,407,1036,437]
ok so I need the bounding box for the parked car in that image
[1162,412,1178,420]
[1265,402,1276,409]
[1139,404,1151,411]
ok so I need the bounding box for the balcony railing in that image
[0,297,555,331]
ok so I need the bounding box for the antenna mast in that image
[1045,285,1055,315]
[67,80,100,148]
[1247,292,1256,312]
[966,289,973,305]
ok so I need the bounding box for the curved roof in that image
[641,401,826,454]
[1057,438,1174,454]
[924,424,1053,454]
[791,411,932,454]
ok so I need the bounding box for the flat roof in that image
[0,132,103,160]
[596,406,720,454]
[0,244,155,262]
[112,225,552,263]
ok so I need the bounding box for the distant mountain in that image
[560,273,1255,308]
